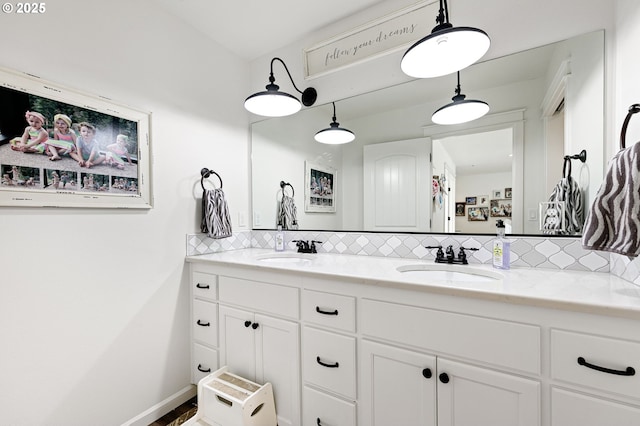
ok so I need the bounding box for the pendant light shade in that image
[401,0,490,78]
[245,57,317,117]
[432,72,489,125]
[314,102,355,144]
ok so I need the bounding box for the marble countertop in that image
[186,249,640,320]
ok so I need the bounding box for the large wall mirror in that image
[251,30,604,236]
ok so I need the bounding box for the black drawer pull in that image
[244,320,252,328]
[422,368,432,379]
[577,357,636,376]
[316,306,339,316]
[439,372,450,383]
[196,283,210,289]
[197,364,211,373]
[316,418,323,426]
[316,356,339,368]
[197,320,210,327]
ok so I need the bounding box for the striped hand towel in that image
[277,194,298,230]
[582,143,640,257]
[201,188,233,239]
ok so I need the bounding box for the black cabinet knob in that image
[439,372,450,383]
[422,368,432,379]
[244,320,252,328]
[252,322,259,330]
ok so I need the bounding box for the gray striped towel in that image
[543,174,584,235]
[277,194,298,230]
[201,188,232,239]
[582,143,640,257]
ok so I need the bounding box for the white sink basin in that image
[396,264,503,282]
[255,253,315,263]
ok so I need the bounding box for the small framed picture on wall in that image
[465,196,477,205]
[505,187,512,199]
[491,189,502,199]
[455,202,465,216]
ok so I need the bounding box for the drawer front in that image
[302,289,356,332]
[192,343,218,384]
[551,387,640,425]
[193,299,217,346]
[303,327,356,399]
[303,386,356,426]
[551,329,640,399]
[361,298,540,374]
[219,276,299,319]
[192,271,217,301]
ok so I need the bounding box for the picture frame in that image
[477,195,489,206]
[0,66,152,209]
[468,206,489,221]
[491,189,502,199]
[504,187,512,199]
[305,161,336,213]
[490,199,512,217]
[455,202,465,216]
[539,200,565,233]
[465,196,477,205]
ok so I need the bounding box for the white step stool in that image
[182,366,277,426]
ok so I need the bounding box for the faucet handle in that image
[310,240,322,253]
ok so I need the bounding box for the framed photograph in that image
[468,206,489,221]
[490,199,512,217]
[477,194,489,206]
[505,187,512,199]
[0,66,152,208]
[305,161,336,213]
[455,202,465,216]
[465,196,477,205]
[539,200,565,233]
[491,189,502,199]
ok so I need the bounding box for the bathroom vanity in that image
[186,249,640,426]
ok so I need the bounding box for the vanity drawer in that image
[551,329,640,399]
[302,289,356,332]
[303,327,356,399]
[192,342,218,384]
[192,271,217,301]
[303,386,356,426]
[219,276,299,319]
[361,298,540,374]
[192,299,217,346]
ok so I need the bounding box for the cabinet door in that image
[437,358,540,426]
[255,313,300,426]
[218,305,256,381]
[360,340,437,426]
[551,387,640,426]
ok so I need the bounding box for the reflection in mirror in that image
[251,30,604,235]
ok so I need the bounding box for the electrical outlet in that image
[238,212,246,227]
[528,208,538,221]
[254,211,261,227]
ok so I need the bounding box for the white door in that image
[255,313,300,426]
[218,305,256,381]
[360,340,437,426]
[437,358,540,426]
[363,138,432,232]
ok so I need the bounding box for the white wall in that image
[0,1,249,425]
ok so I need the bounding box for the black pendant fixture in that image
[314,102,355,144]
[432,71,489,125]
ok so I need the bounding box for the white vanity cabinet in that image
[217,273,301,426]
[359,298,541,426]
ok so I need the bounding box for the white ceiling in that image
[149,0,387,60]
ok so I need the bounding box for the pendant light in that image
[314,102,355,144]
[401,0,490,78]
[432,71,489,125]
[245,57,318,117]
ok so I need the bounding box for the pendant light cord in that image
[435,0,452,30]
[270,57,304,96]
[331,102,338,123]
[455,71,461,96]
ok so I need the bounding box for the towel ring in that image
[280,181,295,197]
[620,103,640,149]
[200,168,223,191]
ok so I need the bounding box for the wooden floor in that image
[148,397,197,426]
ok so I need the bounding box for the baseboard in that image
[121,384,196,426]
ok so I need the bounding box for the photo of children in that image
[0,85,140,196]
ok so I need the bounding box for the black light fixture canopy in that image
[245,57,317,117]
[401,0,490,78]
[314,102,355,145]
[432,71,489,125]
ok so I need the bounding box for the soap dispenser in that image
[493,219,511,269]
[275,225,285,252]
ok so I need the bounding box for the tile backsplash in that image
[187,230,614,274]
